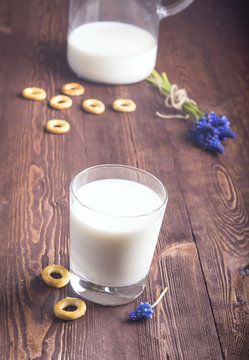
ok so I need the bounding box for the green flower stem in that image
[151,287,169,309]
[146,70,204,122]
[182,102,204,121]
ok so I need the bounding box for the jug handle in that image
[156,0,194,18]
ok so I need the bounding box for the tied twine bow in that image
[146,70,204,121]
[156,83,197,119]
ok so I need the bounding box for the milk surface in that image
[70,179,165,287]
[67,22,157,84]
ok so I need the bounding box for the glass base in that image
[70,268,146,306]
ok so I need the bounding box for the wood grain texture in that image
[0,0,248,359]
[155,1,249,358]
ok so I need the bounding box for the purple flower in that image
[189,112,236,153]
[147,71,236,154]
[129,287,168,321]
[129,302,153,320]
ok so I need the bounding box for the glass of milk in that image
[67,0,194,84]
[70,164,168,305]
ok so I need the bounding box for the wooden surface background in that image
[0,0,249,359]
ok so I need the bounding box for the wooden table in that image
[0,0,249,359]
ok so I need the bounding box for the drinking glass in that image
[69,164,168,305]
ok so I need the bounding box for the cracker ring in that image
[54,297,87,320]
[45,119,70,134]
[61,82,85,96]
[82,99,105,114]
[42,265,70,288]
[22,87,47,101]
[112,99,136,112]
[49,95,72,109]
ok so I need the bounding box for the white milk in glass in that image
[67,21,157,84]
[70,179,165,288]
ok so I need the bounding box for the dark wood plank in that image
[0,0,248,359]
[154,1,249,359]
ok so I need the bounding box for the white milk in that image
[70,179,165,287]
[67,21,157,84]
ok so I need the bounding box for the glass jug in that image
[67,0,193,85]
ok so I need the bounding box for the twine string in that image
[155,79,196,119]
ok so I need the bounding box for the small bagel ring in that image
[112,99,136,112]
[42,265,70,288]
[49,95,72,109]
[61,82,85,96]
[22,87,47,101]
[82,99,105,114]
[45,119,70,134]
[54,297,87,320]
